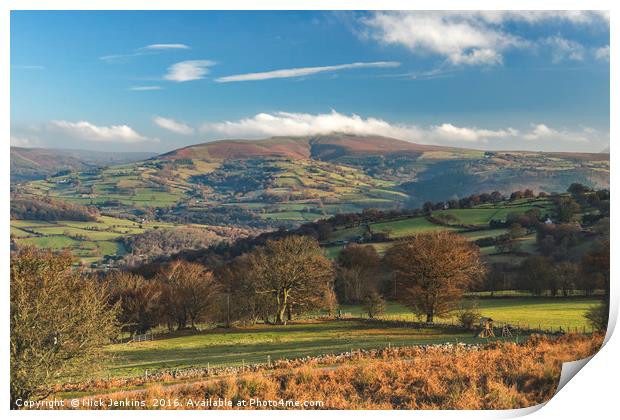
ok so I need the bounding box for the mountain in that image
[10,147,155,182]
[14,135,609,228]
[162,134,458,161]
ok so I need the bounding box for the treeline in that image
[10,196,99,221]
[121,225,263,266]
[114,231,489,330]
[160,205,281,229]
[122,227,225,261]
[133,185,608,275]
[483,241,609,297]
[107,235,335,333]
[104,228,608,331]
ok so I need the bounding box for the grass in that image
[371,217,460,238]
[95,334,603,410]
[106,320,495,377]
[104,296,597,378]
[10,215,177,263]
[460,228,508,241]
[340,298,598,330]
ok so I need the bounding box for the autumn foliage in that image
[67,333,602,410]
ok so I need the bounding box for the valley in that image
[10,135,609,266]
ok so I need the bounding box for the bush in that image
[585,302,609,332]
[361,291,386,319]
[457,300,481,330]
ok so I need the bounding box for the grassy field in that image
[106,320,497,377]
[10,216,176,264]
[339,298,598,330]
[372,217,461,238]
[104,296,598,378]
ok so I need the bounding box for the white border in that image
[1,1,616,419]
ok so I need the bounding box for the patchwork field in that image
[10,216,176,264]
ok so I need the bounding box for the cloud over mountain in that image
[49,120,153,143]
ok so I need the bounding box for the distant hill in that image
[10,147,155,182]
[162,134,458,161]
[14,135,609,229]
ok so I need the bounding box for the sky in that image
[10,10,610,153]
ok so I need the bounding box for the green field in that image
[372,217,461,238]
[10,216,176,264]
[104,296,598,378]
[339,298,597,330]
[107,320,495,377]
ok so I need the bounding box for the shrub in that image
[457,300,481,330]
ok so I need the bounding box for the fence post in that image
[267,355,271,367]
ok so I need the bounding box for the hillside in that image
[162,134,455,160]
[12,135,609,232]
[10,147,155,182]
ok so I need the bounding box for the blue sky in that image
[10,10,610,153]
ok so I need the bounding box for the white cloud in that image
[164,60,216,82]
[543,36,585,63]
[144,43,190,50]
[359,11,608,66]
[471,11,609,25]
[10,135,41,147]
[594,45,610,61]
[100,43,191,62]
[129,86,163,91]
[201,110,607,151]
[153,116,194,135]
[523,124,601,143]
[360,12,526,66]
[202,110,514,144]
[215,61,401,83]
[49,120,153,143]
[429,123,517,143]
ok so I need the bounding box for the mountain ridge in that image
[160,134,465,162]
[11,147,155,182]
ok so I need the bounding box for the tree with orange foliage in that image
[158,260,221,330]
[385,232,484,323]
[247,235,334,324]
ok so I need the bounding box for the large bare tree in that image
[247,235,334,324]
[158,260,221,330]
[385,232,484,323]
[336,244,381,303]
[105,271,162,334]
[10,248,118,408]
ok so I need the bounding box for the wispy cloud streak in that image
[215,61,401,82]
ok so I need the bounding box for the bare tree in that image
[158,260,221,330]
[105,271,162,334]
[11,248,118,408]
[247,235,334,324]
[336,244,381,303]
[385,232,484,323]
